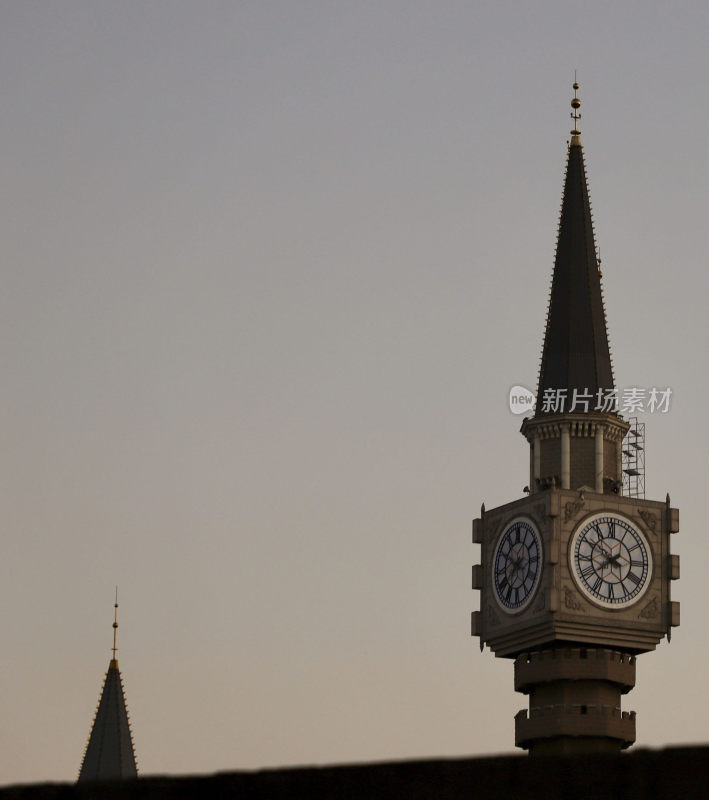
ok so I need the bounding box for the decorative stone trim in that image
[563,587,585,612]
[564,499,585,522]
[638,597,659,620]
[638,509,658,534]
[520,413,629,445]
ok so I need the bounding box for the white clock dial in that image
[570,513,652,607]
[492,518,543,612]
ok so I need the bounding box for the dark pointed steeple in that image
[522,82,628,495]
[536,82,614,414]
[78,593,138,783]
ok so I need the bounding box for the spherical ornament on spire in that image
[570,80,582,140]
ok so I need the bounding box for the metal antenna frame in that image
[622,417,646,498]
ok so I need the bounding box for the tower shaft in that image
[514,647,636,755]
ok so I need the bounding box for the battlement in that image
[524,704,635,719]
[515,647,636,693]
[517,647,635,665]
[515,704,636,750]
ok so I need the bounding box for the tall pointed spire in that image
[78,592,138,783]
[522,82,628,495]
[535,81,614,413]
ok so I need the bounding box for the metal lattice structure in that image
[622,417,645,498]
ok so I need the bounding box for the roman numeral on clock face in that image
[572,515,651,607]
[492,519,542,610]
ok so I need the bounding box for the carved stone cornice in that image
[520,413,630,444]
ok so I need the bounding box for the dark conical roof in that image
[536,136,614,414]
[78,658,137,782]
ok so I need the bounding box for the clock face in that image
[570,513,652,607]
[492,518,542,612]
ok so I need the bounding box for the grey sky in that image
[1,1,707,784]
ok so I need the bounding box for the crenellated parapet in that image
[515,705,636,752]
[515,647,636,693]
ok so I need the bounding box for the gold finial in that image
[570,74,582,142]
[111,587,119,663]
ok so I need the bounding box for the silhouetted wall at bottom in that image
[3,747,709,800]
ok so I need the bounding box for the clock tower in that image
[471,83,680,756]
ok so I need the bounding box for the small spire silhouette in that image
[77,590,138,782]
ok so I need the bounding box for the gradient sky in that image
[2,1,708,786]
